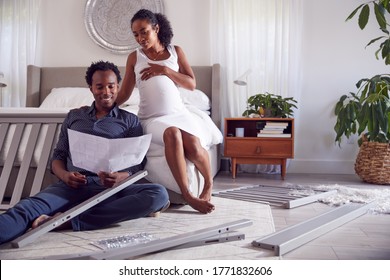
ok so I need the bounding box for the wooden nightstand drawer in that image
[225,138,293,158]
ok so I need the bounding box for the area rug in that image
[287,184,390,215]
[0,197,275,260]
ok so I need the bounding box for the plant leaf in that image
[385,0,390,13]
[358,5,370,29]
[366,36,386,48]
[371,104,380,139]
[375,2,387,29]
[346,4,365,21]
[381,39,390,59]
[375,46,382,60]
[377,100,386,133]
[380,27,390,35]
[356,78,369,89]
[360,83,369,100]
[388,111,390,136]
[358,103,370,135]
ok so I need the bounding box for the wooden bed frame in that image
[0,64,222,209]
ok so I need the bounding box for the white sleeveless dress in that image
[135,45,217,148]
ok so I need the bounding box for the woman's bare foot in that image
[199,181,213,201]
[187,196,215,214]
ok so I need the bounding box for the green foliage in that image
[335,1,390,145]
[346,0,390,64]
[334,74,390,145]
[242,92,298,118]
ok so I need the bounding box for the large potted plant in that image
[242,92,297,118]
[334,0,390,184]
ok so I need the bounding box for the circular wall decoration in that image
[84,0,164,54]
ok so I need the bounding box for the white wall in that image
[289,0,388,174]
[36,0,387,174]
[36,0,210,66]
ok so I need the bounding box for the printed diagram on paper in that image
[68,129,151,173]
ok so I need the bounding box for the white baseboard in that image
[220,158,356,175]
[287,159,355,174]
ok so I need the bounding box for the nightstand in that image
[224,117,294,179]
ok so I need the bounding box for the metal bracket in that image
[11,170,148,248]
[42,219,252,260]
[252,202,373,256]
[91,219,252,259]
[213,185,337,208]
[41,231,246,260]
[173,231,245,250]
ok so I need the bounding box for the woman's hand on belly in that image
[140,63,165,81]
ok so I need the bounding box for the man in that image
[0,61,169,245]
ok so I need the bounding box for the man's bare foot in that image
[148,200,170,217]
[31,214,51,229]
[31,213,71,231]
[187,196,215,214]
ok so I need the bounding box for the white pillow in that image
[178,87,211,111]
[40,87,211,112]
[40,87,93,108]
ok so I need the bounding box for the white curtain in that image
[0,0,41,107]
[210,0,303,174]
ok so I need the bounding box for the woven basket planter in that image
[355,140,390,185]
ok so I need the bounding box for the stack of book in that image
[257,121,291,138]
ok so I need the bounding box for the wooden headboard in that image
[26,64,221,128]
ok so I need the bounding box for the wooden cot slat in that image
[30,123,60,196]
[0,123,10,151]
[10,123,42,206]
[0,113,66,210]
[0,124,25,208]
[0,123,11,203]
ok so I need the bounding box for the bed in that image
[0,64,222,209]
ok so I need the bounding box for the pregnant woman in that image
[117,9,220,214]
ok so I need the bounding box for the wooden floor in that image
[1,170,388,260]
[213,171,390,260]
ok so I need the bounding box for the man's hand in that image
[97,171,129,188]
[62,171,87,189]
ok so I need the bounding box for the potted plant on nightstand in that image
[242,92,298,118]
[334,0,390,185]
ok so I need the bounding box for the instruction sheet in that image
[68,129,151,173]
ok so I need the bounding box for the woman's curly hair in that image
[131,9,173,47]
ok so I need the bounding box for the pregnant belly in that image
[138,76,184,118]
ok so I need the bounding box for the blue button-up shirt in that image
[52,102,146,175]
